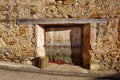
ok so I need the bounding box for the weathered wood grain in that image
[81,24,91,69]
[118,19,120,41]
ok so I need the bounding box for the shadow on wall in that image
[31,57,39,67]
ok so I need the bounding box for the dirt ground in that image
[0,69,94,80]
[0,61,119,80]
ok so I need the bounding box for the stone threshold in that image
[0,61,119,79]
[16,18,107,25]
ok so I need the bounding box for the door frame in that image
[35,24,91,69]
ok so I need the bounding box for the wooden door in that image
[70,27,82,65]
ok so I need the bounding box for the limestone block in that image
[19,27,27,35]
[8,41,16,46]
[47,0,56,5]
[30,5,38,15]
[3,37,9,45]
[35,47,45,57]
[0,5,5,11]
[38,56,49,68]
[14,60,21,63]
[0,38,6,47]
[90,23,97,49]
[5,53,18,62]
[35,25,44,47]
[90,12,102,19]
[63,0,76,5]
[0,54,4,60]
[21,59,32,65]
[90,64,101,71]
[46,0,55,3]
[116,9,120,15]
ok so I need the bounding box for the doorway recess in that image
[17,18,107,69]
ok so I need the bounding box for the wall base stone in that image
[90,63,101,71]
[38,56,49,68]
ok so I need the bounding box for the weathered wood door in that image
[70,26,82,65]
[45,25,83,65]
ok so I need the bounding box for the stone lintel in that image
[17,18,108,25]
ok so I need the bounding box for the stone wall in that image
[0,0,120,71]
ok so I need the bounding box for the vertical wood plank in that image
[81,24,91,69]
[117,19,120,49]
[70,27,82,65]
[118,19,120,41]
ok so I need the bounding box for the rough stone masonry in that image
[0,0,120,71]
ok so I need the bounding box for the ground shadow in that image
[96,72,120,80]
